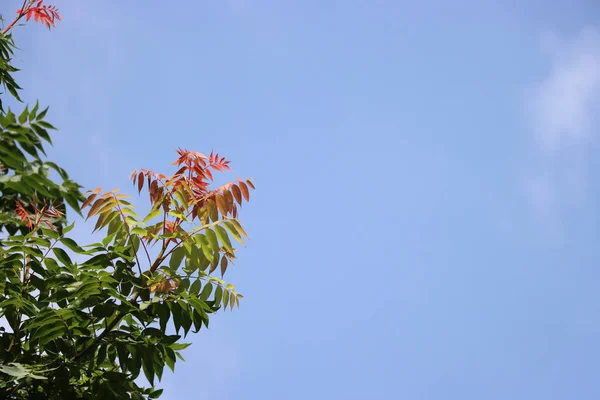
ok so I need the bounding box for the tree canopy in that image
[0,3,254,399]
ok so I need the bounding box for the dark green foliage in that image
[0,31,84,237]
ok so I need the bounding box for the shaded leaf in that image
[220,256,228,277]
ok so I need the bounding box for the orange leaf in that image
[224,189,234,210]
[87,197,111,220]
[238,182,250,202]
[231,184,242,205]
[215,193,228,217]
[81,193,97,209]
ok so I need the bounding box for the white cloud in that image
[525,27,600,221]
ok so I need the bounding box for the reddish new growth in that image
[127,148,253,247]
[3,0,60,34]
[132,148,238,224]
[15,198,64,230]
[17,0,60,29]
[83,148,254,280]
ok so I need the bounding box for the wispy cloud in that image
[524,27,600,223]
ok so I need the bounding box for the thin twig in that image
[2,0,31,35]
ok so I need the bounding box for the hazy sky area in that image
[5,0,600,398]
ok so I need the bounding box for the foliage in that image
[0,1,83,237]
[0,4,255,399]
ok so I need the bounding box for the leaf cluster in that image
[0,29,83,237]
[1,148,254,398]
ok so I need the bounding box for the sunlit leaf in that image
[230,291,236,310]
[223,221,245,244]
[228,219,249,239]
[205,229,218,252]
[143,208,162,224]
[215,225,233,252]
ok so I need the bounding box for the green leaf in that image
[229,219,249,238]
[205,228,219,252]
[223,288,229,309]
[209,252,220,275]
[117,344,129,372]
[102,232,117,247]
[63,222,76,234]
[36,120,56,130]
[153,351,164,382]
[215,225,233,251]
[164,347,176,373]
[60,237,87,254]
[168,342,191,351]
[157,303,170,333]
[44,257,59,272]
[40,228,59,240]
[189,279,201,295]
[52,248,72,266]
[30,101,39,120]
[96,345,108,367]
[18,105,28,124]
[195,234,213,262]
[214,285,223,306]
[199,282,213,301]
[180,302,193,336]
[223,221,245,244]
[141,347,155,386]
[0,363,46,380]
[34,324,66,345]
[143,208,163,224]
[169,247,186,270]
[31,123,52,144]
[36,106,49,120]
[230,292,236,310]
[169,302,183,334]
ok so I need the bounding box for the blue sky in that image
[6,0,600,398]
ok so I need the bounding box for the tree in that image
[0,1,82,238]
[0,3,255,399]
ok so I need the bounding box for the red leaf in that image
[231,184,242,205]
[137,172,144,193]
[204,168,213,181]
